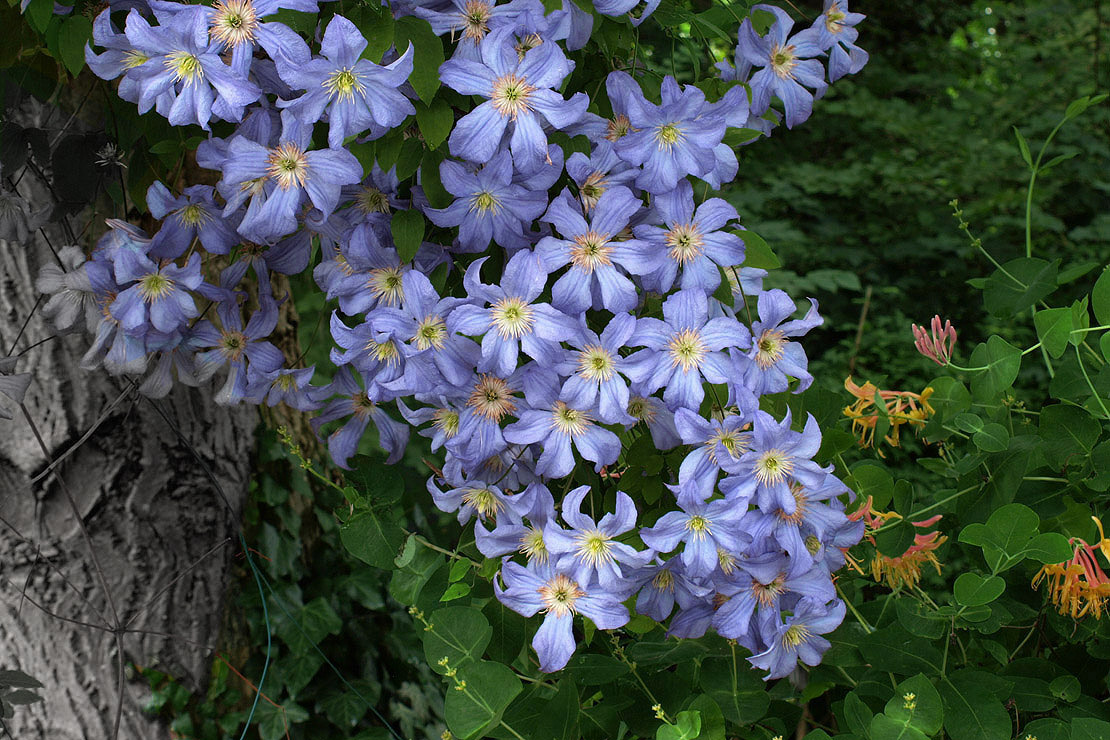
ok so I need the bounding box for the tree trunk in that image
[0,191,255,737]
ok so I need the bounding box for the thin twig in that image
[848,285,873,375]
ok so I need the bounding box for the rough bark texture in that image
[0,115,256,738]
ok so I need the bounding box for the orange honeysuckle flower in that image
[843,377,934,455]
[1033,517,1110,619]
[845,497,947,590]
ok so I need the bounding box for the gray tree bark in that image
[0,132,256,738]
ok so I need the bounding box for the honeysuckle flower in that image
[732,289,822,397]
[720,410,828,515]
[634,180,746,294]
[277,15,416,148]
[438,25,588,173]
[535,188,657,314]
[1033,519,1110,619]
[749,598,845,680]
[624,290,751,412]
[672,407,754,503]
[220,117,362,242]
[119,9,261,129]
[426,153,549,252]
[447,251,576,378]
[808,0,868,82]
[558,312,636,424]
[543,485,651,591]
[495,558,629,672]
[146,182,239,258]
[736,4,827,128]
[640,497,750,578]
[310,367,410,467]
[612,73,747,193]
[911,315,957,366]
[108,251,203,335]
[842,376,934,453]
[503,384,621,479]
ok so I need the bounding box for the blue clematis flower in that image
[558,312,636,424]
[543,485,651,592]
[119,9,261,129]
[502,384,621,479]
[277,15,415,148]
[640,497,750,578]
[495,558,629,672]
[624,290,750,412]
[749,598,845,679]
[108,250,203,335]
[633,179,747,294]
[310,367,410,467]
[192,292,284,405]
[438,25,588,173]
[474,481,557,561]
[447,251,576,378]
[672,406,754,504]
[731,288,822,397]
[220,115,363,242]
[808,0,868,82]
[735,4,827,128]
[147,182,240,259]
[631,557,711,622]
[535,188,657,314]
[426,153,549,252]
[742,471,852,568]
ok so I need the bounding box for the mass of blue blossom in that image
[41,0,869,677]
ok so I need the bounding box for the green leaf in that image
[532,679,580,740]
[627,639,707,666]
[297,597,343,645]
[953,412,984,433]
[658,711,701,740]
[1049,674,1081,702]
[340,509,404,569]
[1039,404,1101,469]
[57,15,91,76]
[390,541,445,606]
[25,0,52,33]
[886,674,943,734]
[1073,717,1110,740]
[968,335,1022,402]
[357,4,395,61]
[1023,532,1074,564]
[846,463,894,510]
[0,671,43,690]
[444,660,522,740]
[981,257,1058,317]
[953,573,1005,606]
[870,714,929,740]
[424,606,492,674]
[394,17,444,103]
[938,671,1012,740]
[958,502,1039,568]
[925,376,971,420]
[449,558,472,582]
[391,208,425,263]
[1013,126,1032,167]
[1023,718,1070,740]
[843,692,874,737]
[739,229,781,270]
[567,655,629,685]
[688,695,725,740]
[1093,268,1110,326]
[858,627,944,676]
[279,651,323,696]
[321,690,369,728]
[972,423,1009,453]
[1070,296,1091,345]
[1064,93,1108,120]
[698,658,770,725]
[1034,307,1074,358]
[440,582,472,601]
[416,98,454,150]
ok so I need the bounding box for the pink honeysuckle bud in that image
[911,316,956,366]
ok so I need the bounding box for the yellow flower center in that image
[654,122,684,149]
[606,114,633,142]
[752,576,786,607]
[210,0,259,47]
[357,186,391,214]
[579,172,607,211]
[577,345,615,382]
[665,223,704,265]
[414,315,447,351]
[519,527,548,563]
[490,297,534,339]
[220,330,248,361]
[369,339,401,366]
[667,328,707,372]
[469,190,500,215]
[574,528,614,569]
[755,328,788,370]
[491,73,535,119]
[176,203,209,227]
[324,67,365,102]
[685,515,711,539]
[770,43,798,79]
[266,142,309,191]
[432,408,460,437]
[782,623,812,647]
[825,2,846,32]
[652,568,675,592]
[550,401,591,437]
[538,573,584,618]
[627,396,657,423]
[165,51,204,84]
[705,427,750,464]
[367,267,405,306]
[754,449,794,486]
[139,272,174,301]
[461,487,503,520]
[459,0,491,41]
[123,50,150,69]
[569,230,613,273]
[467,374,517,422]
